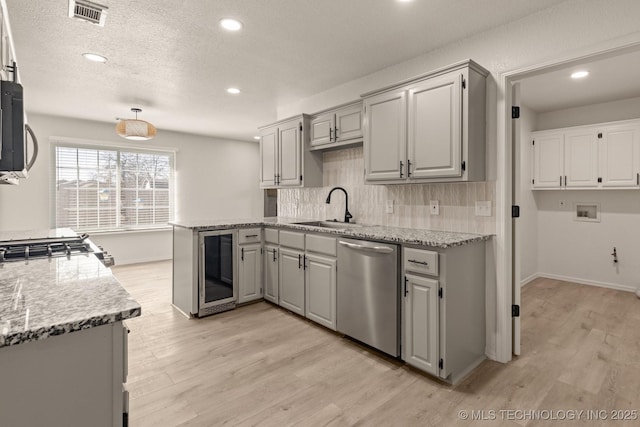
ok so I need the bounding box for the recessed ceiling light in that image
[253,136,260,140]
[397,0,414,3]
[227,87,241,94]
[82,52,107,63]
[571,70,589,79]
[220,18,243,31]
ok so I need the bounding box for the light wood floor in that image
[112,261,640,426]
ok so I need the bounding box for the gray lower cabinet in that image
[238,242,262,303]
[263,244,279,304]
[304,253,337,330]
[279,246,305,315]
[402,241,486,384]
[403,273,439,376]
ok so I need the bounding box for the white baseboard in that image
[114,256,172,266]
[520,273,540,287]
[533,272,637,293]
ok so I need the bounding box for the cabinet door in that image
[304,253,337,330]
[278,120,302,186]
[260,126,278,187]
[279,247,305,315]
[564,129,598,188]
[532,133,564,188]
[335,103,363,142]
[599,124,640,187]
[403,274,439,376]
[310,113,333,147]
[364,89,407,181]
[264,244,279,304]
[238,243,262,304]
[408,72,462,179]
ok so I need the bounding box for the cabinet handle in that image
[329,127,333,141]
[564,175,567,186]
[245,234,258,238]
[241,247,244,261]
[404,276,408,297]
[298,254,302,269]
[273,249,277,262]
[303,254,307,270]
[334,127,339,140]
[407,159,412,177]
[408,259,429,266]
[637,173,639,186]
[400,161,404,178]
[560,176,562,187]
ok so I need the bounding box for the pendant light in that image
[115,108,157,140]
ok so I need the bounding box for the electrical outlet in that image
[385,199,394,214]
[429,200,439,215]
[475,201,492,217]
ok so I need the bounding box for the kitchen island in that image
[0,229,141,427]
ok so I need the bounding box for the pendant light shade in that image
[116,108,157,140]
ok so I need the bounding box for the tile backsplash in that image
[278,147,496,234]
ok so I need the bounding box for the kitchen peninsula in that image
[0,229,141,427]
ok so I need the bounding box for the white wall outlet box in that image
[429,200,440,215]
[574,202,600,222]
[385,199,394,214]
[475,201,492,217]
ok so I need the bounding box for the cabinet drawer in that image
[404,247,439,276]
[264,228,279,244]
[238,228,262,244]
[305,234,336,256]
[279,230,305,250]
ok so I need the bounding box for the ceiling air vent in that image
[68,0,108,26]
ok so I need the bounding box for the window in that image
[53,143,175,232]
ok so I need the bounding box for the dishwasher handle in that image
[338,240,394,254]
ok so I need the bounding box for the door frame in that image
[495,40,640,363]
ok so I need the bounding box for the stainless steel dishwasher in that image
[337,237,400,357]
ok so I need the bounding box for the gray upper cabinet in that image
[363,60,488,184]
[310,102,364,149]
[259,115,323,189]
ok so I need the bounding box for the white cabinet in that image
[264,244,279,304]
[279,247,305,316]
[310,102,363,148]
[258,115,323,189]
[599,123,640,187]
[363,60,488,184]
[304,234,337,331]
[403,274,439,376]
[238,243,262,304]
[532,119,640,190]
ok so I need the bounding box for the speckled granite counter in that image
[0,254,141,348]
[170,217,492,248]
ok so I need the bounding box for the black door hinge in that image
[597,177,602,183]
[532,179,535,185]
[438,287,443,299]
[512,304,520,317]
[512,205,520,218]
[532,140,535,146]
[439,358,444,370]
[300,174,302,181]
[598,132,602,139]
[461,161,466,172]
[512,106,520,119]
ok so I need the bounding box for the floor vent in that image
[68,0,108,26]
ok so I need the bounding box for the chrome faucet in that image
[325,186,353,223]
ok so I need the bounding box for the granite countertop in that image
[0,254,141,348]
[171,217,492,248]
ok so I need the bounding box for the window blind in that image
[53,144,174,232]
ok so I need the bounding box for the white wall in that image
[522,98,640,291]
[517,106,538,284]
[0,114,263,264]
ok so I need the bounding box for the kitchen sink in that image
[292,220,363,229]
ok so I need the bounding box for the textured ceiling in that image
[6,0,568,141]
